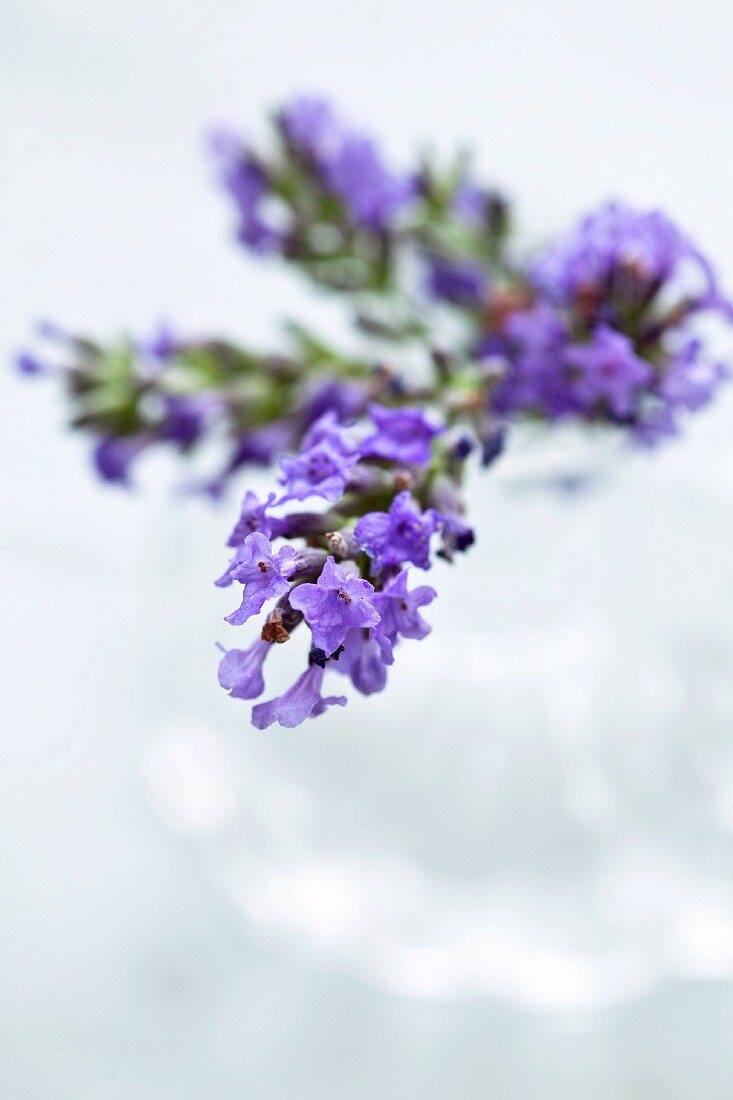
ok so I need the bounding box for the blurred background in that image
[3,1,733,1096]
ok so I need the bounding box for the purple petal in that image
[251,665,347,730]
[217,639,270,700]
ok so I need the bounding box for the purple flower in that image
[15,351,47,376]
[372,569,436,651]
[632,337,729,445]
[228,422,296,471]
[140,323,180,362]
[505,303,568,354]
[452,181,488,223]
[427,476,476,559]
[279,96,340,159]
[333,570,437,696]
[93,435,150,486]
[436,512,475,558]
[226,490,282,547]
[490,303,575,419]
[251,664,347,729]
[453,183,509,236]
[279,96,414,230]
[217,638,271,700]
[425,256,488,307]
[632,405,680,447]
[159,394,210,447]
[336,628,389,695]
[565,325,652,418]
[35,319,66,341]
[220,532,295,625]
[323,134,415,229]
[300,378,369,428]
[532,202,727,318]
[300,409,359,454]
[279,439,357,504]
[354,491,440,572]
[288,556,380,655]
[657,339,728,412]
[210,127,280,253]
[361,404,443,466]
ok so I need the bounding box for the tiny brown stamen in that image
[257,560,269,573]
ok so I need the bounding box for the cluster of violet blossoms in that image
[215,404,455,728]
[223,96,414,245]
[212,98,731,447]
[483,203,731,442]
[16,95,733,728]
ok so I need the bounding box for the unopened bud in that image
[325,530,348,558]
[485,285,532,330]
[393,469,415,492]
[261,609,290,644]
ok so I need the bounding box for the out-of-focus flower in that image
[15,351,48,376]
[565,325,652,418]
[657,339,728,413]
[280,96,415,230]
[159,394,211,447]
[428,476,476,559]
[210,127,281,252]
[279,96,340,158]
[490,303,574,419]
[226,490,281,547]
[299,378,370,427]
[93,435,151,486]
[140,323,181,362]
[425,256,488,306]
[532,201,729,320]
[323,134,416,228]
[361,404,443,466]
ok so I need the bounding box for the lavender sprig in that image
[14,95,733,732]
[216,404,473,728]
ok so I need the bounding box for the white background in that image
[3,1,733,1096]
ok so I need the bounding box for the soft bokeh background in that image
[3,2,733,1096]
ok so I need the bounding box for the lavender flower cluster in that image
[486,203,731,443]
[212,96,731,445]
[211,94,508,301]
[16,95,733,728]
[215,403,461,727]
